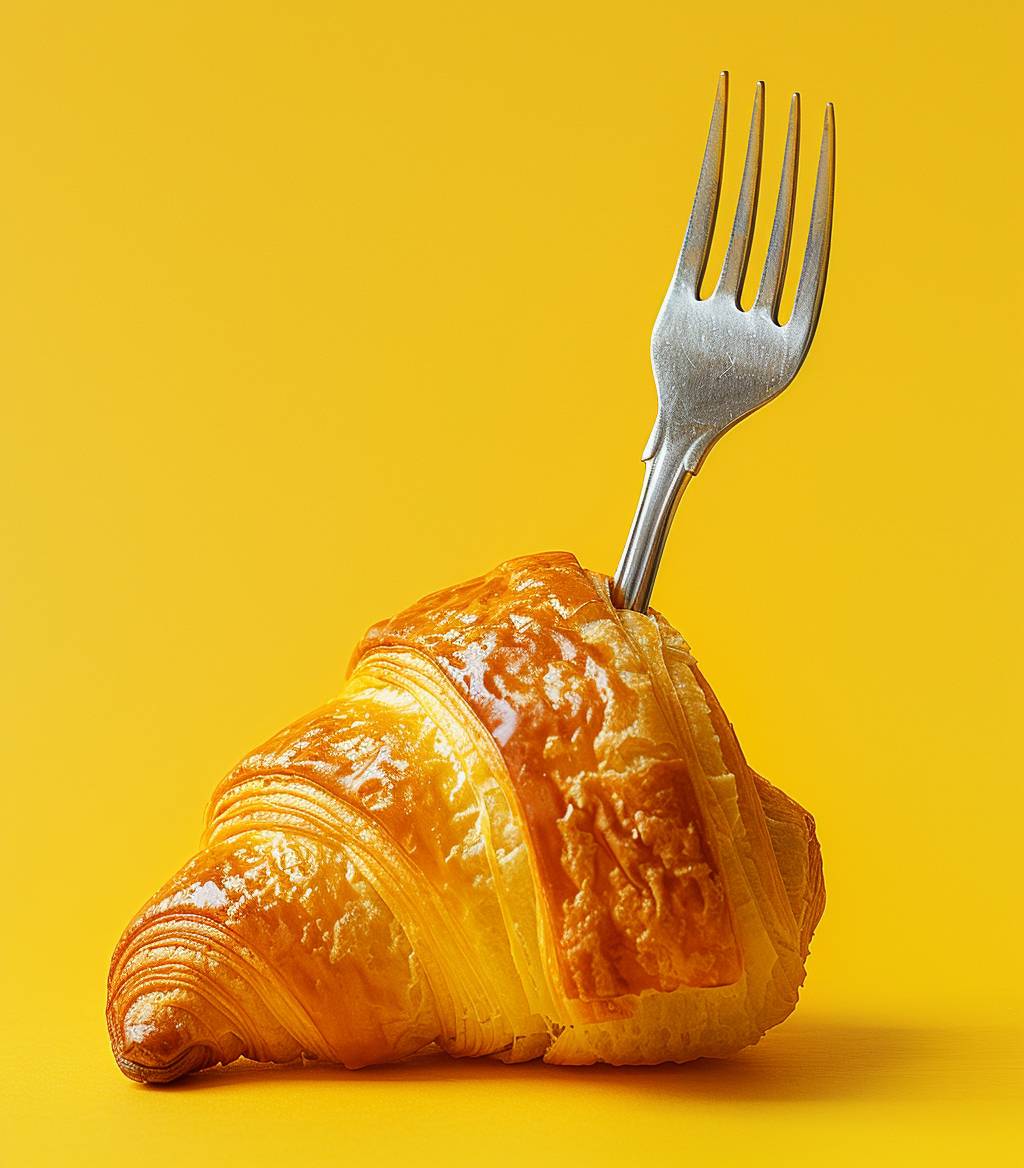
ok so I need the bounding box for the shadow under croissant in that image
[134,1016,1005,1103]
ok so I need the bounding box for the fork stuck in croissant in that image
[107,552,823,1082]
[108,68,835,1083]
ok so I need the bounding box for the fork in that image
[610,72,835,612]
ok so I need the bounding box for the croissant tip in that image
[107,991,225,1084]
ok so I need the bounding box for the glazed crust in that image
[107,552,823,1081]
[356,552,742,1003]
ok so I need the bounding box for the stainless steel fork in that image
[611,73,835,612]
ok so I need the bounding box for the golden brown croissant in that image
[107,552,823,1082]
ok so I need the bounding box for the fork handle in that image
[610,441,693,613]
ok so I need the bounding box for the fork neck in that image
[610,444,693,613]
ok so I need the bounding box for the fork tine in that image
[672,72,728,293]
[714,81,764,303]
[753,92,801,319]
[787,103,835,344]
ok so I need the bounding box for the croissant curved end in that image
[107,552,824,1081]
[110,994,229,1084]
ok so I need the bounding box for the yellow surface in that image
[2,1,1021,1163]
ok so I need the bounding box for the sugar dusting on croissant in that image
[107,552,823,1082]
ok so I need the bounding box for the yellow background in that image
[3,1,1021,1163]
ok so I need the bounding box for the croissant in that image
[107,551,823,1082]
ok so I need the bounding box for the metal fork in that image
[611,72,835,612]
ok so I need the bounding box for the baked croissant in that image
[107,551,823,1082]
